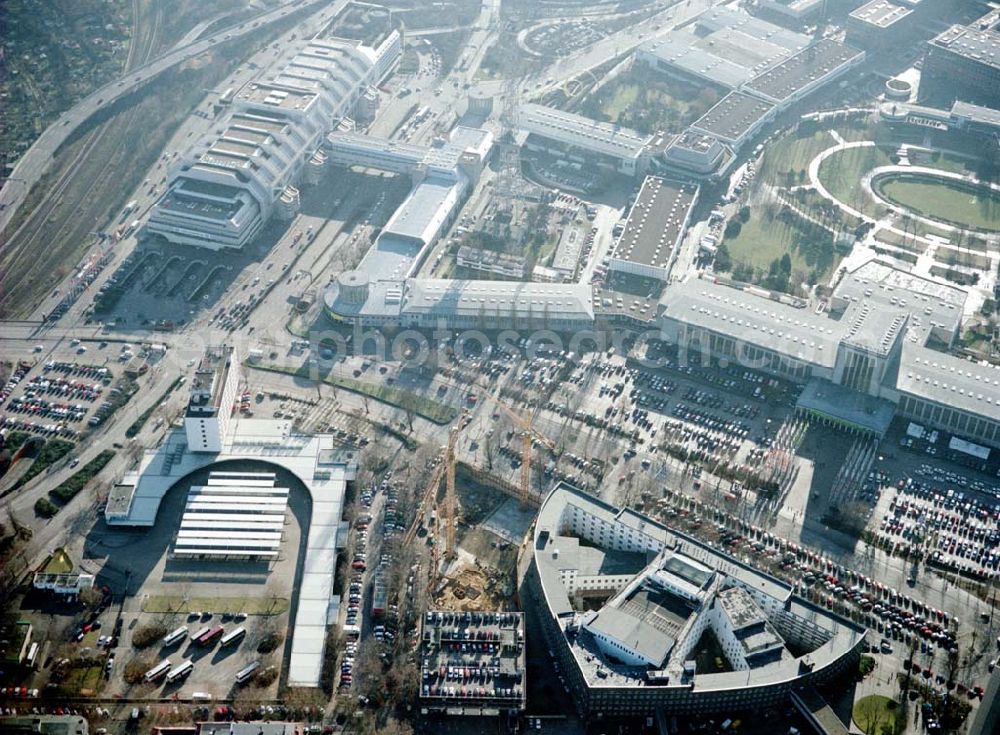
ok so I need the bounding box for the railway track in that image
[0,0,163,316]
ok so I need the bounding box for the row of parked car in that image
[1,361,32,406]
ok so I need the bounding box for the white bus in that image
[166,660,194,683]
[144,659,172,682]
[220,626,246,647]
[190,626,210,642]
[235,661,260,684]
[24,642,39,669]
[163,626,188,647]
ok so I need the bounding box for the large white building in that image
[517,103,653,176]
[185,346,240,453]
[146,33,402,250]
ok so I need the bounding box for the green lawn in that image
[853,694,904,735]
[59,664,104,696]
[759,130,835,186]
[877,176,1000,232]
[724,211,838,274]
[817,145,893,217]
[603,84,638,120]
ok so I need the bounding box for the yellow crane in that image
[488,395,556,507]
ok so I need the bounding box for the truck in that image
[120,200,138,220]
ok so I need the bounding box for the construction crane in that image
[488,395,556,507]
[443,423,460,560]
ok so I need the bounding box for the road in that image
[0,0,342,236]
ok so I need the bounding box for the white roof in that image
[518,103,650,161]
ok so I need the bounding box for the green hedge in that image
[12,439,75,490]
[50,450,115,504]
[125,376,182,438]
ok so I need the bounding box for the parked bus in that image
[164,626,188,647]
[220,626,246,647]
[235,661,260,685]
[166,660,194,683]
[196,625,225,646]
[144,660,171,683]
[24,642,39,669]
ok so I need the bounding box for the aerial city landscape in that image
[1,0,999,734]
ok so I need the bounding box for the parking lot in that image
[0,350,140,444]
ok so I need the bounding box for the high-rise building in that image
[184,345,239,453]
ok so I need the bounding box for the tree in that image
[724,220,742,239]
[714,242,732,272]
[737,206,751,223]
[780,253,792,274]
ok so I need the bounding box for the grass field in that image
[759,129,836,185]
[584,68,719,135]
[853,694,903,735]
[723,210,838,276]
[59,664,104,696]
[141,595,289,615]
[817,145,893,217]
[878,176,1000,232]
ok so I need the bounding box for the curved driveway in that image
[864,164,1000,234]
[0,0,331,235]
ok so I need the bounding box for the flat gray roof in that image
[659,279,843,368]
[930,25,1000,70]
[690,91,775,144]
[585,604,677,667]
[403,279,595,321]
[745,39,864,103]
[952,100,1000,127]
[849,0,913,29]
[831,258,965,345]
[518,103,650,161]
[638,7,809,89]
[896,343,1000,418]
[612,177,698,270]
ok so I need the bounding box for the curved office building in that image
[525,483,866,720]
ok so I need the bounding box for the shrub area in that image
[49,450,115,505]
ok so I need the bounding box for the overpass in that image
[0,0,346,236]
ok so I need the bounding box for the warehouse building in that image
[846,0,919,50]
[636,7,812,90]
[608,176,699,282]
[147,33,402,250]
[526,483,865,720]
[688,91,777,150]
[174,472,289,560]
[756,0,826,26]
